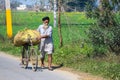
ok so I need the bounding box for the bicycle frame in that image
[21,34,38,71]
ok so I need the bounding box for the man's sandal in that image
[48,67,53,71]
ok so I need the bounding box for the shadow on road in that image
[52,63,64,70]
[20,63,64,71]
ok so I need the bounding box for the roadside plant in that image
[87,0,120,56]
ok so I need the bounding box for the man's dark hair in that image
[42,16,50,21]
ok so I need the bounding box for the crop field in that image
[0,11,95,48]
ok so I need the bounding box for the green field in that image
[0,11,95,48]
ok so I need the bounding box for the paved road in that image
[0,52,80,80]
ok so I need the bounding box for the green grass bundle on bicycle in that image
[13,28,41,46]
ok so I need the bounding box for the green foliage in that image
[106,64,120,80]
[84,0,95,18]
[53,41,94,66]
[87,0,120,55]
[85,3,93,18]
[0,40,21,56]
[87,25,107,56]
[107,26,120,54]
[88,26,104,45]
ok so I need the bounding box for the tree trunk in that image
[58,0,63,47]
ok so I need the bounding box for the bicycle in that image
[21,35,39,71]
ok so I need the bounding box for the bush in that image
[87,0,120,55]
[87,25,107,57]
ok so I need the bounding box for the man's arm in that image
[41,35,49,38]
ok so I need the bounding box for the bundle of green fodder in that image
[14,29,41,47]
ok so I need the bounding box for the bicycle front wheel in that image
[30,48,38,71]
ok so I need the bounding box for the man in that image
[37,16,54,71]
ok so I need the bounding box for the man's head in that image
[42,16,50,25]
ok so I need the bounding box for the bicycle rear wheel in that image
[21,46,29,69]
[30,48,38,71]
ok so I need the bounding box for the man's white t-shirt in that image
[37,24,54,54]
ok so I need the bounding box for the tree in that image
[111,0,120,11]
[0,0,5,10]
[85,0,96,18]
[10,0,22,10]
[88,0,120,55]
[58,0,63,47]
[65,0,95,12]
